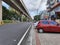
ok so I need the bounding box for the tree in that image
[34,15,40,21]
[2,6,21,21]
[2,6,11,20]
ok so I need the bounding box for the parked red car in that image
[36,20,60,33]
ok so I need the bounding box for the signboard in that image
[44,15,49,18]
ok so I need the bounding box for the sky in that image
[2,1,9,9]
[2,0,47,19]
[23,0,47,19]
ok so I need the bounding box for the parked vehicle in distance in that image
[34,21,39,28]
[36,20,60,33]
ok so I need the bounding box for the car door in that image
[49,21,58,32]
[41,20,50,31]
[56,24,60,32]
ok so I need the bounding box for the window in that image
[50,0,55,5]
[50,21,57,25]
[42,21,49,24]
[57,0,60,2]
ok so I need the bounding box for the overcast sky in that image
[2,0,47,19]
[2,1,9,9]
[23,0,47,19]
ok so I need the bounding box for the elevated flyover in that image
[3,0,31,19]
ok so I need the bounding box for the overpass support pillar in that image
[21,14,23,22]
[0,0,3,25]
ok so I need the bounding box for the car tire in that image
[38,29,44,33]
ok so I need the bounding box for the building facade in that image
[47,0,60,18]
[40,10,49,20]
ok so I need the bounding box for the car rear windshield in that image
[50,21,57,25]
[42,21,49,24]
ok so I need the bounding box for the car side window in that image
[50,21,57,25]
[42,21,49,24]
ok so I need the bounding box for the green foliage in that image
[2,6,21,21]
[34,15,40,21]
[3,20,12,23]
[23,16,27,21]
[2,6,11,20]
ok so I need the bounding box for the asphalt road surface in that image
[0,22,31,45]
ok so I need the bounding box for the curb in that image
[35,30,41,45]
[0,21,4,25]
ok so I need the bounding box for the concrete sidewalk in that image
[27,25,60,45]
[25,25,36,45]
[38,33,60,45]
[26,25,39,45]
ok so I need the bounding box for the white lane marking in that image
[17,25,31,45]
[30,26,33,45]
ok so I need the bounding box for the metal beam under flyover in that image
[3,0,23,14]
[20,0,32,19]
[13,0,29,18]
[15,0,28,15]
[15,0,31,19]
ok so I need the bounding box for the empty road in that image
[0,22,31,45]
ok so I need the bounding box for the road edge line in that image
[17,25,31,45]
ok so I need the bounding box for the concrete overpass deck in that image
[3,0,31,18]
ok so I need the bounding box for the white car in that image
[34,21,39,27]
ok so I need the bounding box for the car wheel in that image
[38,29,44,33]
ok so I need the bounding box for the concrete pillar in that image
[27,18,28,22]
[27,18,29,22]
[0,0,2,21]
[21,14,23,22]
[0,0,3,25]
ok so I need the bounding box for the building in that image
[47,0,60,19]
[40,10,49,20]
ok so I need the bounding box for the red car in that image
[36,20,60,33]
